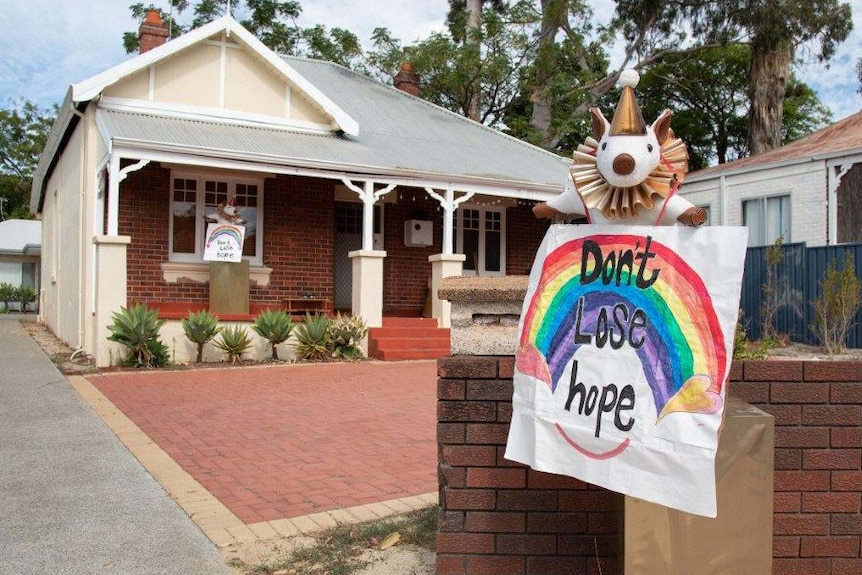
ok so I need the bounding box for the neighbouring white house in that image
[30,12,569,366]
[680,111,862,247]
[0,219,41,309]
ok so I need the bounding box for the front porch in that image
[91,163,549,366]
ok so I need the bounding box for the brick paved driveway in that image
[90,360,438,524]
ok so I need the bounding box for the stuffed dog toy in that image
[534,69,706,227]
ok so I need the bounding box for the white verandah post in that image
[425,185,473,327]
[341,179,397,327]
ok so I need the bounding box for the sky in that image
[1,0,861,122]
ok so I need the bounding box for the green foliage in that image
[810,252,862,355]
[0,283,14,312]
[13,285,36,312]
[181,310,221,363]
[293,313,332,361]
[732,310,775,360]
[329,313,367,360]
[124,0,363,66]
[251,309,294,360]
[0,100,56,219]
[760,235,784,342]
[213,324,253,364]
[107,303,171,368]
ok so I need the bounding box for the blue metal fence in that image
[740,242,862,348]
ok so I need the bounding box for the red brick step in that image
[368,317,450,361]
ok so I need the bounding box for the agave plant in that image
[330,313,367,360]
[213,324,253,364]
[251,309,294,360]
[107,303,170,368]
[293,313,332,361]
[181,310,221,363]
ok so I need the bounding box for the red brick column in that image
[731,361,862,575]
[437,356,622,575]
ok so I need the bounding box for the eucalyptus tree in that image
[123,0,364,68]
[612,0,851,155]
[638,46,832,169]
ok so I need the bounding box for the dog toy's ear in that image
[652,109,673,145]
[590,107,608,141]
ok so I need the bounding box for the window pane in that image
[485,230,501,272]
[172,200,196,254]
[743,199,764,246]
[21,262,36,289]
[463,229,479,271]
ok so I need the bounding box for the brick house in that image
[30,13,568,366]
[680,111,862,247]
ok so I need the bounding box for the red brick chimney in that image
[394,62,421,97]
[139,9,169,54]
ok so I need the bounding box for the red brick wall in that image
[506,202,548,276]
[382,189,440,315]
[438,356,862,575]
[731,361,862,575]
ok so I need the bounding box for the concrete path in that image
[0,317,231,575]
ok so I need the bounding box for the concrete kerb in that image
[68,376,438,548]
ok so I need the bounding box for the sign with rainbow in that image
[505,224,747,517]
[204,223,246,262]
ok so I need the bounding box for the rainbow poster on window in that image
[204,223,246,262]
[505,224,747,517]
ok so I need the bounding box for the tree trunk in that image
[747,39,791,155]
[466,0,482,122]
[531,0,567,148]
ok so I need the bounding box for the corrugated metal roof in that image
[689,110,862,180]
[0,219,41,253]
[98,57,570,191]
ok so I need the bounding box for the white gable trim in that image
[71,16,358,136]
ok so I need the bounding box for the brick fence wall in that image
[437,356,862,575]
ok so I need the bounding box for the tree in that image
[611,0,852,155]
[637,46,832,169]
[369,1,540,127]
[0,100,56,219]
[123,0,363,65]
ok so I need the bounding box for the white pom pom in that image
[618,69,640,88]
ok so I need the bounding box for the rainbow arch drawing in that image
[515,233,726,420]
[206,224,244,249]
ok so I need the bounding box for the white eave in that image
[71,16,358,137]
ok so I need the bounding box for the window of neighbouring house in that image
[455,206,505,276]
[169,174,263,263]
[743,195,790,246]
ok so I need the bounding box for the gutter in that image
[110,138,566,200]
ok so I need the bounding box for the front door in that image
[456,206,505,276]
[334,202,383,311]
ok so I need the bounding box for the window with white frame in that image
[170,174,263,263]
[455,206,505,276]
[743,195,790,247]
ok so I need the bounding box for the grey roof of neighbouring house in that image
[688,110,862,181]
[0,219,41,255]
[96,55,570,193]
